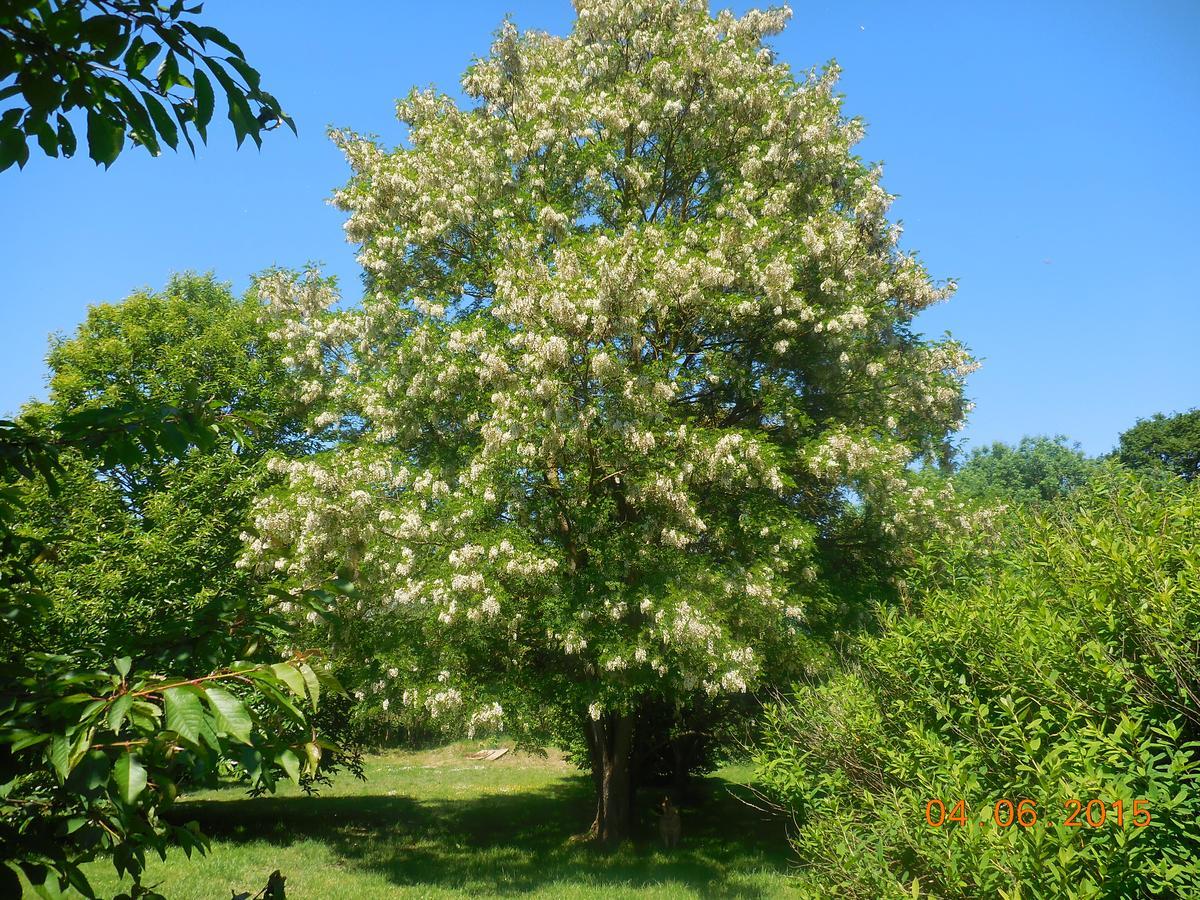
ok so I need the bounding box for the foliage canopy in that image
[953,434,1098,507]
[250,0,986,841]
[0,278,347,898]
[1115,408,1200,483]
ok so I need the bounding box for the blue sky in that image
[2,0,1197,455]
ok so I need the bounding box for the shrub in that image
[757,471,1200,898]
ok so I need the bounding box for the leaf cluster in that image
[0,650,334,898]
[0,0,294,170]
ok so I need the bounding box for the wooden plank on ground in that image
[465,747,510,761]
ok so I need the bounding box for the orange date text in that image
[923,798,1151,829]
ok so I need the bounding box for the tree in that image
[1115,408,1200,483]
[249,0,986,843]
[17,273,308,666]
[0,0,294,171]
[954,435,1098,507]
[0,402,347,899]
[0,277,359,896]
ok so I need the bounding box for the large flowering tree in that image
[249,0,983,842]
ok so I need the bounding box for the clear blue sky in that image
[2,0,1197,455]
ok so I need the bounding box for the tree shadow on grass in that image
[172,774,796,897]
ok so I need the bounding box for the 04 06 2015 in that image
[923,798,1152,829]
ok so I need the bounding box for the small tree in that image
[251,0,984,843]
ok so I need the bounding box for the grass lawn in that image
[80,742,813,898]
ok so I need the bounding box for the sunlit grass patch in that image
[81,742,809,898]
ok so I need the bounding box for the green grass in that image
[81,742,812,898]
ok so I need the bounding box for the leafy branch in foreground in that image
[0,401,352,899]
[0,648,338,898]
[0,0,295,171]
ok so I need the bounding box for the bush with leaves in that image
[756,470,1200,898]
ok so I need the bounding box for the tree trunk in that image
[671,737,691,797]
[584,712,635,844]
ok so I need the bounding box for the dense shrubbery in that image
[756,470,1200,898]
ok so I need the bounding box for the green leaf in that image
[157,50,182,92]
[48,734,71,780]
[193,67,214,136]
[114,656,132,677]
[0,126,29,171]
[86,108,124,167]
[55,114,76,156]
[225,56,262,92]
[250,678,307,725]
[141,92,179,150]
[298,661,321,710]
[163,686,206,747]
[204,685,252,744]
[113,752,147,804]
[271,662,309,700]
[275,748,300,783]
[130,698,162,727]
[171,100,197,154]
[65,749,110,792]
[108,82,158,154]
[192,24,246,58]
[208,61,259,148]
[10,731,51,752]
[30,118,59,156]
[316,667,346,696]
[124,38,162,77]
[108,694,133,733]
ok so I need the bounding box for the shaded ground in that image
[82,742,812,899]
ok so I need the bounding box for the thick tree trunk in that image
[584,712,635,844]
